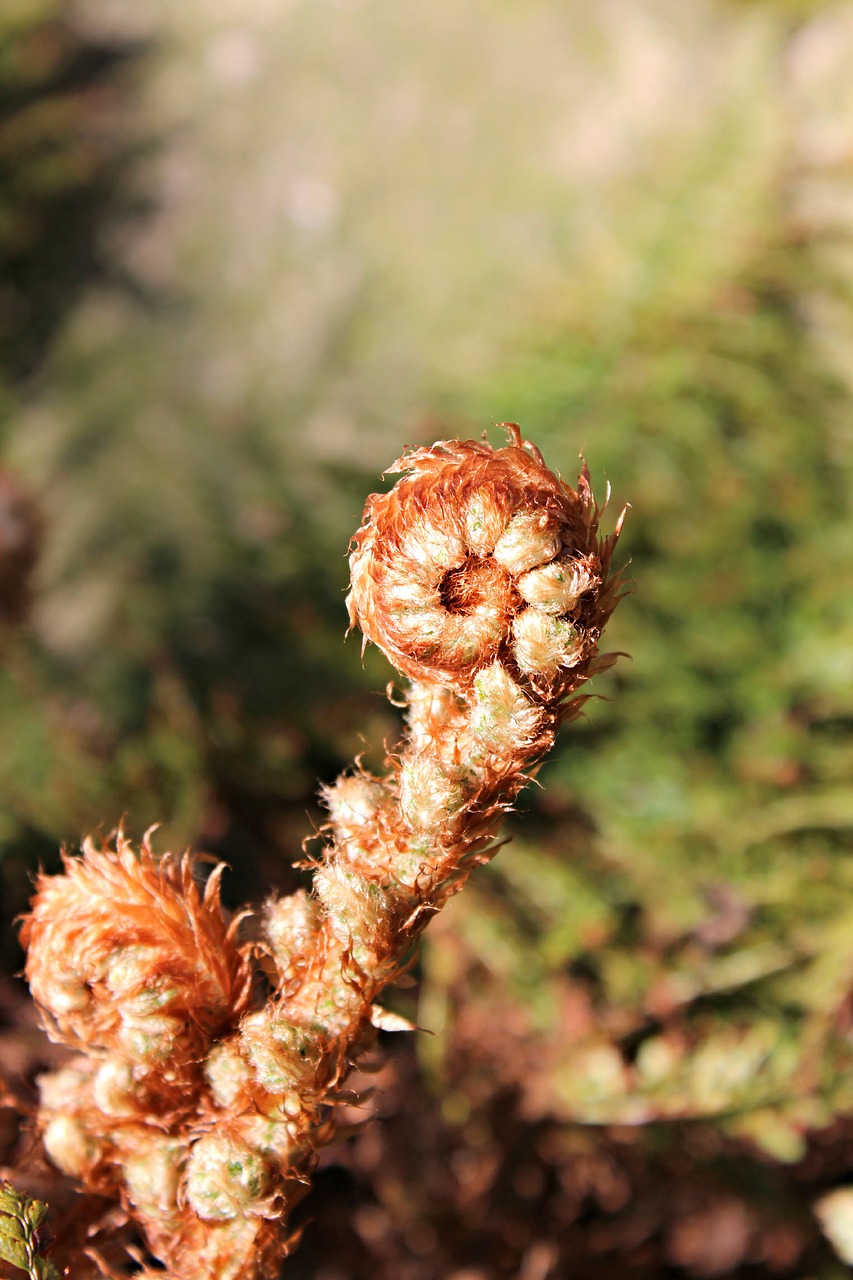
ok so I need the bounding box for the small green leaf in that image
[23,1199,47,1232]
[0,1184,20,1214]
[0,1222,30,1271]
[34,1257,61,1280]
[0,1212,25,1241]
[0,1181,59,1280]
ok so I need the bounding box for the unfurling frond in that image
[21,428,626,1278]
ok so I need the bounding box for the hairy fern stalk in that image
[21,427,625,1279]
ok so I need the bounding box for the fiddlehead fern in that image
[22,427,626,1279]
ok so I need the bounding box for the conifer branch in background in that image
[20,426,626,1278]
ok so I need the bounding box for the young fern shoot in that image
[21,426,626,1279]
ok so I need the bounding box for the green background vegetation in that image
[2,0,853,1275]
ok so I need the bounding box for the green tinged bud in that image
[263,889,319,977]
[93,1059,139,1117]
[512,611,581,676]
[205,1041,253,1109]
[314,865,392,950]
[470,661,542,751]
[117,1014,182,1062]
[185,1133,271,1222]
[43,1115,99,1180]
[239,1011,321,1094]
[123,1137,184,1223]
[517,557,593,614]
[492,510,562,575]
[399,753,464,832]
[323,774,387,840]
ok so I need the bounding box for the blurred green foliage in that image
[2,0,853,1274]
[0,0,395,974]
[420,0,853,1223]
[0,0,141,380]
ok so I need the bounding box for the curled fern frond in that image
[20,427,626,1278]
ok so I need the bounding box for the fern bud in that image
[262,889,320,981]
[205,1041,254,1110]
[399,752,465,832]
[116,1014,184,1063]
[314,864,393,953]
[469,660,544,752]
[42,1115,100,1181]
[122,1136,184,1226]
[511,610,582,677]
[185,1132,272,1222]
[322,773,387,843]
[239,1010,322,1096]
[517,555,597,614]
[492,508,563,575]
[92,1058,141,1118]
